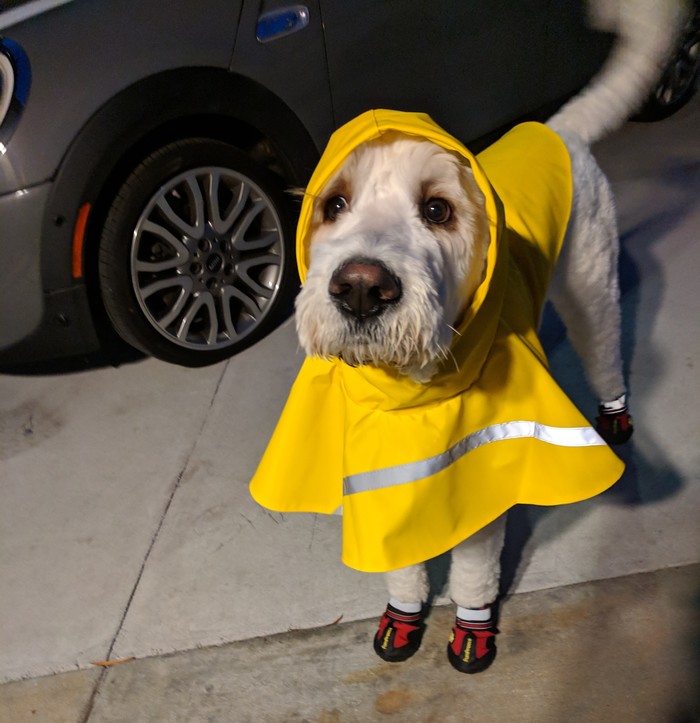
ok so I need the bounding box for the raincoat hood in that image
[296,110,511,408]
[250,110,624,573]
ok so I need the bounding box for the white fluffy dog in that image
[252,0,688,674]
[294,124,630,670]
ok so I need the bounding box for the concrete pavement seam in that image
[78,360,230,723]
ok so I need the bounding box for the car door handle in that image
[256,5,310,43]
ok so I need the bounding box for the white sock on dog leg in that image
[456,605,492,623]
[389,598,422,614]
[600,393,627,413]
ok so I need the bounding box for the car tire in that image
[634,0,699,122]
[98,138,298,367]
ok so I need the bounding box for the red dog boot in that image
[447,617,498,674]
[373,602,426,662]
[596,395,633,445]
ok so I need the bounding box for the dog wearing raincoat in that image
[251,0,685,672]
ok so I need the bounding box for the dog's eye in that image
[423,198,452,225]
[324,195,348,222]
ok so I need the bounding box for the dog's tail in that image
[547,0,689,143]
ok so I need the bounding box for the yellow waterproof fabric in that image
[250,110,624,573]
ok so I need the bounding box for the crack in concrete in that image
[79,361,230,723]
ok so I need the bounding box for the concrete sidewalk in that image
[2,565,698,722]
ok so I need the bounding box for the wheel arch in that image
[41,65,320,306]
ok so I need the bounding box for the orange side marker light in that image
[72,202,91,279]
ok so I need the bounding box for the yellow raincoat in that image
[250,110,623,573]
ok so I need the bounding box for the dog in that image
[251,0,687,674]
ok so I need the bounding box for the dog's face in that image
[295,133,489,381]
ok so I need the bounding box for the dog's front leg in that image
[372,563,428,663]
[445,514,506,673]
[385,563,429,607]
[448,514,506,609]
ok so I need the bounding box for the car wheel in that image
[635,0,699,121]
[98,138,298,367]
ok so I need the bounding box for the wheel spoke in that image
[137,221,191,261]
[157,282,195,329]
[236,255,282,300]
[206,172,250,236]
[134,258,183,273]
[176,292,218,345]
[231,200,278,251]
[133,220,189,273]
[220,286,262,339]
[156,176,205,238]
[240,229,281,252]
[140,275,193,300]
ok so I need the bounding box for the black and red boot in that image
[596,395,633,445]
[373,603,426,662]
[447,617,498,674]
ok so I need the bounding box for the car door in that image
[319,0,552,143]
[231,0,335,152]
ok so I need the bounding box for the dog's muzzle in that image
[328,258,402,321]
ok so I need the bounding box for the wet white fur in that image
[295,136,488,382]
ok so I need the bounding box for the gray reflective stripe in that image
[343,421,605,497]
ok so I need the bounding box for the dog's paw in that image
[447,621,498,674]
[373,604,426,662]
[596,408,634,445]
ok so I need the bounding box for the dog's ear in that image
[457,159,483,201]
[456,153,475,176]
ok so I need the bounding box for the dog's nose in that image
[329,260,402,320]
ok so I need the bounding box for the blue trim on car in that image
[1,37,30,103]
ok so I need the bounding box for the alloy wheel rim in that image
[130,166,285,351]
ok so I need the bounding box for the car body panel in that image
[322,0,550,140]
[0,0,244,193]
[0,183,48,348]
[230,0,334,152]
[320,0,611,142]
